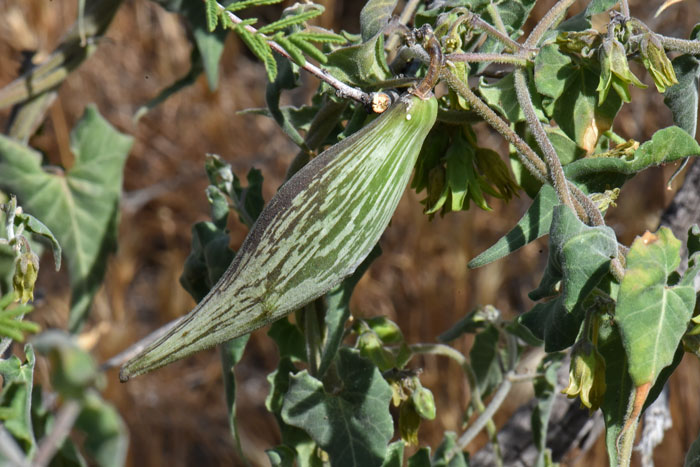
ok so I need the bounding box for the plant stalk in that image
[524,0,576,49]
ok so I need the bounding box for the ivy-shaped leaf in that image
[281,348,393,467]
[479,72,547,123]
[519,205,618,351]
[0,106,133,331]
[616,228,699,402]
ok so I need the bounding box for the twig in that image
[524,0,577,49]
[216,2,375,108]
[31,400,82,467]
[447,372,514,461]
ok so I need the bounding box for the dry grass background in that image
[1,0,700,465]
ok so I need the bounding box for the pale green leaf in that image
[664,54,700,137]
[0,345,36,453]
[325,34,392,87]
[616,228,697,386]
[0,106,133,331]
[258,7,323,35]
[479,72,547,123]
[226,0,284,12]
[585,0,619,16]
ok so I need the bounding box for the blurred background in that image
[1,0,699,465]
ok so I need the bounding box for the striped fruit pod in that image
[120,92,438,381]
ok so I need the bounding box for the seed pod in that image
[120,92,438,381]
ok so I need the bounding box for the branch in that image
[216,2,378,109]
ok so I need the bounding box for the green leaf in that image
[319,245,381,377]
[152,0,229,90]
[268,318,306,361]
[0,344,36,453]
[598,313,632,467]
[616,228,697,387]
[267,445,296,467]
[236,25,277,81]
[380,440,405,467]
[231,169,265,229]
[407,447,431,467]
[266,56,306,148]
[585,0,619,16]
[180,221,235,303]
[0,106,133,331]
[205,0,219,32]
[33,331,100,398]
[519,205,618,351]
[266,357,322,467]
[552,63,622,152]
[432,432,468,467]
[686,430,700,467]
[664,54,700,137]
[534,44,576,102]
[479,72,547,123]
[469,185,558,268]
[438,306,497,341]
[359,0,398,42]
[258,6,324,35]
[226,0,284,12]
[470,325,503,397]
[564,126,700,192]
[325,34,392,87]
[15,212,61,271]
[221,335,251,463]
[75,392,128,467]
[281,348,393,467]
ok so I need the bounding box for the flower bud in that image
[597,38,647,104]
[640,33,678,93]
[13,251,39,304]
[562,340,606,412]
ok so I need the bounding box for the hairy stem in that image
[447,52,529,66]
[464,10,529,53]
[657,35,700,55]
[440,68,548,183]
[513,69,574,209]
[524,0,576,49]
[620,0,630,17]
[217,2,376,108]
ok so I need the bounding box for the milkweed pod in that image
[120,92,438,381]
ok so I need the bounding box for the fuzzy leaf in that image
[0,106,132,331]
[586,0,620,16]
[325,34,392,87]
[281,348,393,467]
[664,54,700,137]
[470,325,503,397]
[616,228,697,387]
[479,72,547,123]
[534,43,577,101]
[360,0,398,42]
[519,205,618,351]
[75,392,129,467]
[258,7,323,35]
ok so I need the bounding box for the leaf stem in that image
[524,0,576,49]
[32,399,82,467]
[216,2,377,109]
[461,9,531,54]
[513,69,574,209]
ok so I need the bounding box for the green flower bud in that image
[640,33,678,93]
[562,340,606,412]
[13,250,39,304]
[597,39,647,104]
[411,385,437,420]
[357,330,395,371]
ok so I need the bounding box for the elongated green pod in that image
[120,92,437,381]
